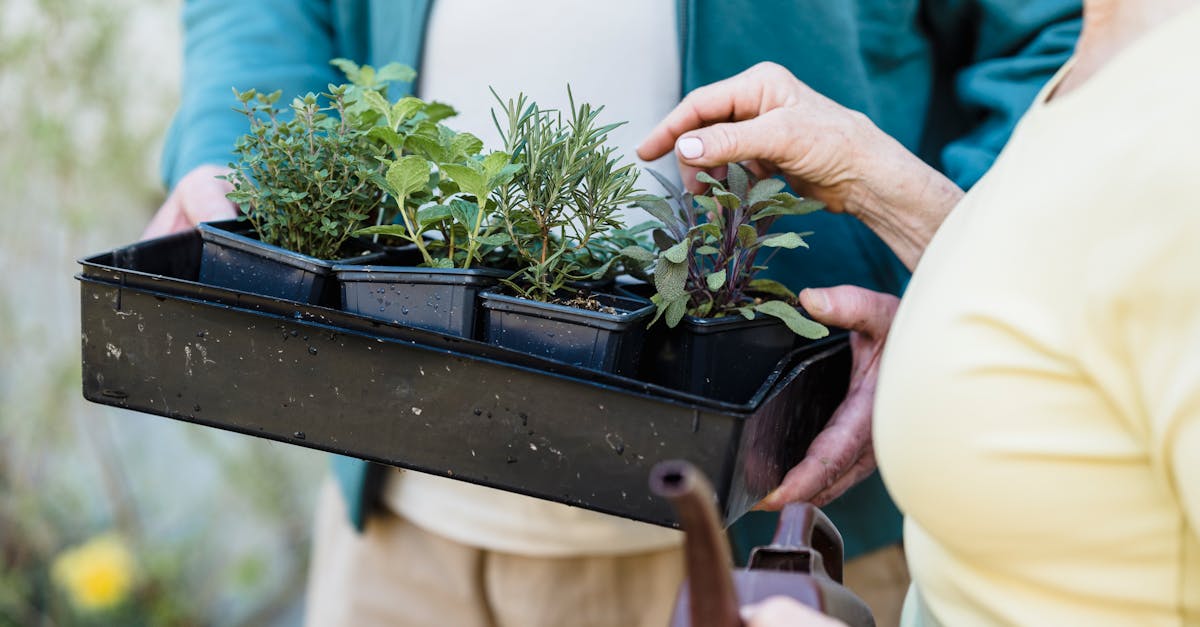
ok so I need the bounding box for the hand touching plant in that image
[638,163,829,338]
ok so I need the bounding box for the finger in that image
[638,62,797,161]
[755,408,873,510]
[671,108,804,171]
[800,285,899,338]
[811,451,877,507]
[142,195,182,240]
[742,596,840,626]
[182,171,237,225]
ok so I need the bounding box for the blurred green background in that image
[0,0,327,623]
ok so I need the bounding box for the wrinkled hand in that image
[742,596,849,627]
[637,62,962,270]
[142,165,237,240]
[756,285,899,511]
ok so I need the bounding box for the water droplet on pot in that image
[605,433,625,455]
[291,330,299,337]
[473,408,482,416]
[293,431,305,440]
[401,306,410,315]
[519,412,528,426]
[506,456,517,464]
[193,404,201,412]
[308,346,318,355]
[196,330,207,338]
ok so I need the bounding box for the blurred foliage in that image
[0,0,326,624]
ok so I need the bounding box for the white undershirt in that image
[385,0,683,556]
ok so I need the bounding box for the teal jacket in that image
[164,0,1080,559]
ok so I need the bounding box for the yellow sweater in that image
[875,7,1200,626]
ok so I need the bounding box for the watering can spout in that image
[649,460,743,627]
[652,460,875,627]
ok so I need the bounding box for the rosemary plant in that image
[491,88,647,302]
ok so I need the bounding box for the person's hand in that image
[742,596,849,627]
[637,62,962,270]
[142,165,237,240]
[756,285,899,511]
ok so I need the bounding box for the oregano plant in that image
[333,58,522,269]
[638,163,830,339]
[223,85,387,260]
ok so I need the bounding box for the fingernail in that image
[804,289,831,315]
[676,136,704,160]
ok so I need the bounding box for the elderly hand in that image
[142,165,237,239]
[742,596,850,627]
[757,285,900,511]
[638,62,962,270]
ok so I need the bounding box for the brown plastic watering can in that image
[650,460,874,627]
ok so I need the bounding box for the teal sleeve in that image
[925,0,1081,188]
[160,0,341,189]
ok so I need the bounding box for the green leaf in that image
[376,62,417,84]
[713,188,741,211]
[422,101,457,123]
[736,306,757,321]
[633,195,680,229]
[654,258,689,301]
[385,156,431,200]
[752,197,825,220]
[451,132,485,160]
[665,294,689,327]
[652,229,677,251]
[696,245,719,255]
[747,278,797,301]
[475,232,512,247]
[619,245,656,264]
[439,163,485,199]
[432,257,455,268]
[691,223,722,240]
[480,150,510,178]
[754,301,830,339]
[367,126,404,149]
[361,89,391,116]
[737,224,758,248]
[330,58,361,84]
[406,135,446,162]
[726,163,749,201]
[758,232,808,249]
[663,239,690,264]
[354,224,411,238]
[695,171,725,191]
[390,97,425,125]
[693,194,719,217]
[448,199,481,232]
[748,177,787,207]
[706,269,727,291]
[416,204,452,228]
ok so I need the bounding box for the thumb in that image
[799,285,898,338]
[674,109,797,169]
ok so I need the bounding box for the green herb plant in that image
[333,59,521,269]
[638,163,830,338]
[491,88,648,302]
[224,85,387,260]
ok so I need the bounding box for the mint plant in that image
[638,164,830,338]
[333,58,521,269]
[224,85,387,260]
[491,88,648,302]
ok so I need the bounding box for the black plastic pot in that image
[478,288,654,375]
[335,265,509,338]
[619,282,815,404]
[197,220,382,305]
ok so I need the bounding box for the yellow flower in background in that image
[51,533,136,611]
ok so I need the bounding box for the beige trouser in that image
[304,480,685,627]
[844,544,910,627]
[304,480,910,627]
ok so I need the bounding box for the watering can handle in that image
[749,503,846,583]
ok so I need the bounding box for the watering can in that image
[650,460,875,627]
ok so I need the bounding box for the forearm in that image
[844,125,964,271]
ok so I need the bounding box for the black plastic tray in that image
[77,230,850,527]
